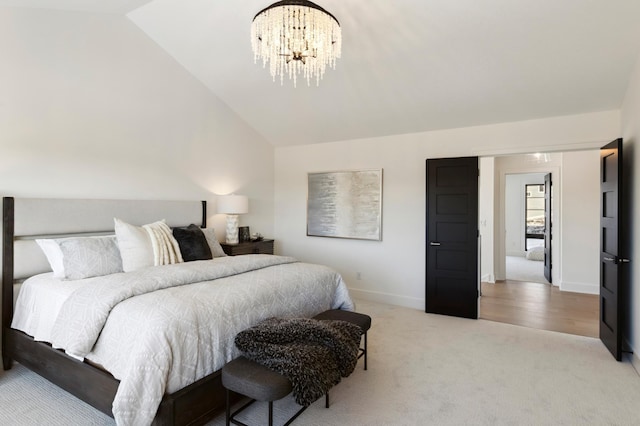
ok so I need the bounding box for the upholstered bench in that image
[313,309,372,370]
[222,356,328,426]
[222,310,371,426]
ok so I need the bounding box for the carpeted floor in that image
[1,299,639,425]
[506,255,548,283]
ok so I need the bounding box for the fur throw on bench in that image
[234,317,363,406]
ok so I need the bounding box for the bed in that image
[1,197,354,425]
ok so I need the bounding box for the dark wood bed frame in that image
[1,196,232,425]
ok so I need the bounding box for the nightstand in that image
[220,239,274,256]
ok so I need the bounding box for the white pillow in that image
[58,236,123,280]
[36,236,122,280]
[36,239,65,278]
[202,227,227,257]
[526,245,545,261]
[114,218,155,272]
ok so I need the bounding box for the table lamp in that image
[217,194,249,244]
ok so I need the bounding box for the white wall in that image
[479,157,495,283]
[621,51,640,368]
[560,150,601,294]
[0,7,274,234]
[0,8,275,360]
[274,111,619,310]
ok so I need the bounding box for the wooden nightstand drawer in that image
[220,239,274,256]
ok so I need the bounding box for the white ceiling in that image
[5,0,640,146]
[0,0,151,14]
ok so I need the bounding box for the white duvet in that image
[12,255,354,426]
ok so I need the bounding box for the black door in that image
[426,157,479,319]
[544,173,552,283]
[600,138,627,361]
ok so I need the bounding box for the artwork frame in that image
[307,169,383,241]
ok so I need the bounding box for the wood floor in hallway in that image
[480,280,599,338]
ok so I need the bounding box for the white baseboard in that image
[481,273,495,283]
[623,337,639,375]
[348,287,424,310]
[348,282,596,308]
[630,352,640,375]
[559,281,599,295]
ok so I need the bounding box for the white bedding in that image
[12,255,354,426]
[12,273,85,343]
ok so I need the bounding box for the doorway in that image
[478,151,600,337]
[504,173,549,284]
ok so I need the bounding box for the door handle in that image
[430,242,441,246]
[604,256,630,264]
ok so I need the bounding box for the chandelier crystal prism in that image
[251,0,342,87]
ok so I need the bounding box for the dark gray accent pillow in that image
[172,224,213,262]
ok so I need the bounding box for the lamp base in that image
[225,214,239,244]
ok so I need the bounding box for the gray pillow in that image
[201,228,227,257]
[57,236,123,280]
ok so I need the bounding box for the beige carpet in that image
[1,299,640,425]
[506,255,548,283]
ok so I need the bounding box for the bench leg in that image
[283,404,309,426]
[364,331,368,370]
[226,389,230,426]
[227,397,257,426]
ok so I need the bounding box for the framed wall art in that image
[307,169,383,240]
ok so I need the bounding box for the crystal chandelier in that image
[251,0,342,87]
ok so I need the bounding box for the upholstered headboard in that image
[4,198,205,280]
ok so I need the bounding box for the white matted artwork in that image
[307,169,383,240]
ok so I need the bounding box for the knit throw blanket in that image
[143,220,183,266]
[234,317,363,406]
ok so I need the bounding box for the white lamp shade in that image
[217,194,249,215]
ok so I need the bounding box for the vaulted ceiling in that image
[4,0,640,146]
